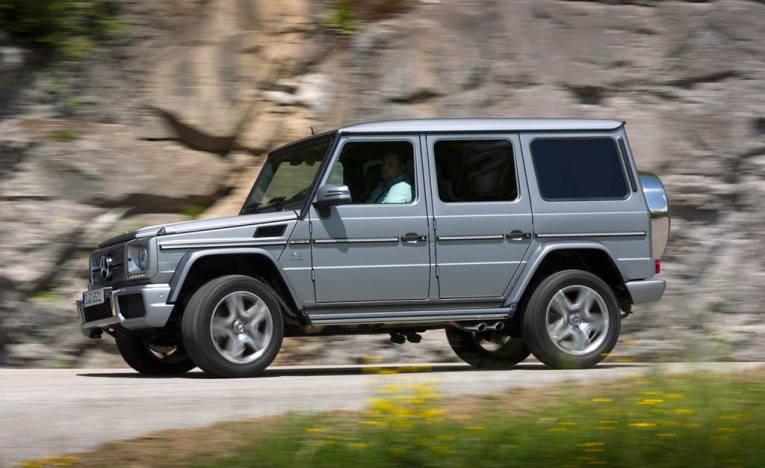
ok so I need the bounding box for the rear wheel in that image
[182,275,284,378]
[446,327,530,369]
[522,270,621,369]
[115,335,196,375]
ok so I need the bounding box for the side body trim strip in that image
[536,232,646,239]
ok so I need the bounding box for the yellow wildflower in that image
[629,422,656,428]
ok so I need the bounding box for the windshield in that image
[240,135,333,215]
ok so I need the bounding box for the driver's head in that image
[380,152,407,182]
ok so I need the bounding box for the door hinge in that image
[308,221,313,234]
[435,266,439,278]
[311,270,315,281]
[433,218,437,231]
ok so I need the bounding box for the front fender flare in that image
[167,248,304,310]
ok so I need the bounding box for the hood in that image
[98,212,298,249]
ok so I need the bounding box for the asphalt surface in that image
[1,362,762,467]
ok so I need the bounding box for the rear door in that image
[426,134,533,299]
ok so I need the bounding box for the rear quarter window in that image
[531,138,628,200]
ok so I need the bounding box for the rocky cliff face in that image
[1,0,763,367]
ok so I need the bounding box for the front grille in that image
[118,294,147,319]
[89,244,126,287]
[82,301,114,323]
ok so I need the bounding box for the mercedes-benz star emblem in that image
[100,255,113,280]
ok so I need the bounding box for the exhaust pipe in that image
[405,332,422,343]
[461,322,487,333]
[485,321,505,331]
[390,333,406,344]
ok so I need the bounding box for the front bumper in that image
[76,284,175,338]
[625,279,666,304]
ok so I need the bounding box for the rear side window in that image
[433,140,518,203]
[531,139,628,200]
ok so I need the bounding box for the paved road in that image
[1,362,762,467]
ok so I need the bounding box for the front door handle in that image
[401,233,427,244]
[507,230,532,241]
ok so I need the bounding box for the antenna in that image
[310,126,315,135]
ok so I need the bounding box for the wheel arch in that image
[168,248,305,322]
[505,242,630,312]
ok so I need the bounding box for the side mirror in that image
[314,184,351,216]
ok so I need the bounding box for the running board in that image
[305,308,512,326]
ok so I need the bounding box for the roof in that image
[338,118,624,134]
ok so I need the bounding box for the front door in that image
[426,134,533,299]
[310,136,431,303]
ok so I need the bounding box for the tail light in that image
[655,259,661,274]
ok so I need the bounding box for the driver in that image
[366,152,413,204]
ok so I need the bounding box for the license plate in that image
[82,288,105,307]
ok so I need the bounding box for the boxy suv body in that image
[77,119,669,377]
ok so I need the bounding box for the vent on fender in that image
[254,224,287,238]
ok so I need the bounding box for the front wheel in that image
[521,270,621,369]
[446,327,531,369]
[115,335,196,375]
[182,275,284,378]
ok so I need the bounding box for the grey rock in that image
[3,0,765,367]
[0,119,233,212]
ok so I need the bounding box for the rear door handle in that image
[401,233,427,244]
[507,230,532,241]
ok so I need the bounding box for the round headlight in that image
[136,246,148,270]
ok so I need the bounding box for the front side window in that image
[433,139,518,203]
[240,135,332,215]
[531,139,628,201]
[327,141,415,204]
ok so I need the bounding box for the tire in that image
[181,275,284,378]
[115,335,196,375]
[521,270,621,369]
[445,327,531,369]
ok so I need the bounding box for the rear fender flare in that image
[503,241,628,309]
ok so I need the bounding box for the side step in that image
[305,307,512,326]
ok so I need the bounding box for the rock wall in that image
[0,0,764,366]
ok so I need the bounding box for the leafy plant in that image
[182,204,206,219]
[324,0,411,35]
[50,127,79,140]
[324,0,358,35]
[0,0,125,59]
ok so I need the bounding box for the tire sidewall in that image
[445,327,530,369]
[522,270,620,369]
[182,275,284,378]
[115,335,196,375]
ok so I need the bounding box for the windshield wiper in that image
[242,193,305,215]
[240,202,261,215]
[267,196,287,211]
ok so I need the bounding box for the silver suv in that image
[77,119,669,377]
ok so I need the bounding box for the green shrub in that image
[50,127,79,140]
[324,0,411,35]
[0,0,125,59]
[182,204,206,219]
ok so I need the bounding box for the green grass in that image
[187,369,765,468]
[34,367,765,468]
